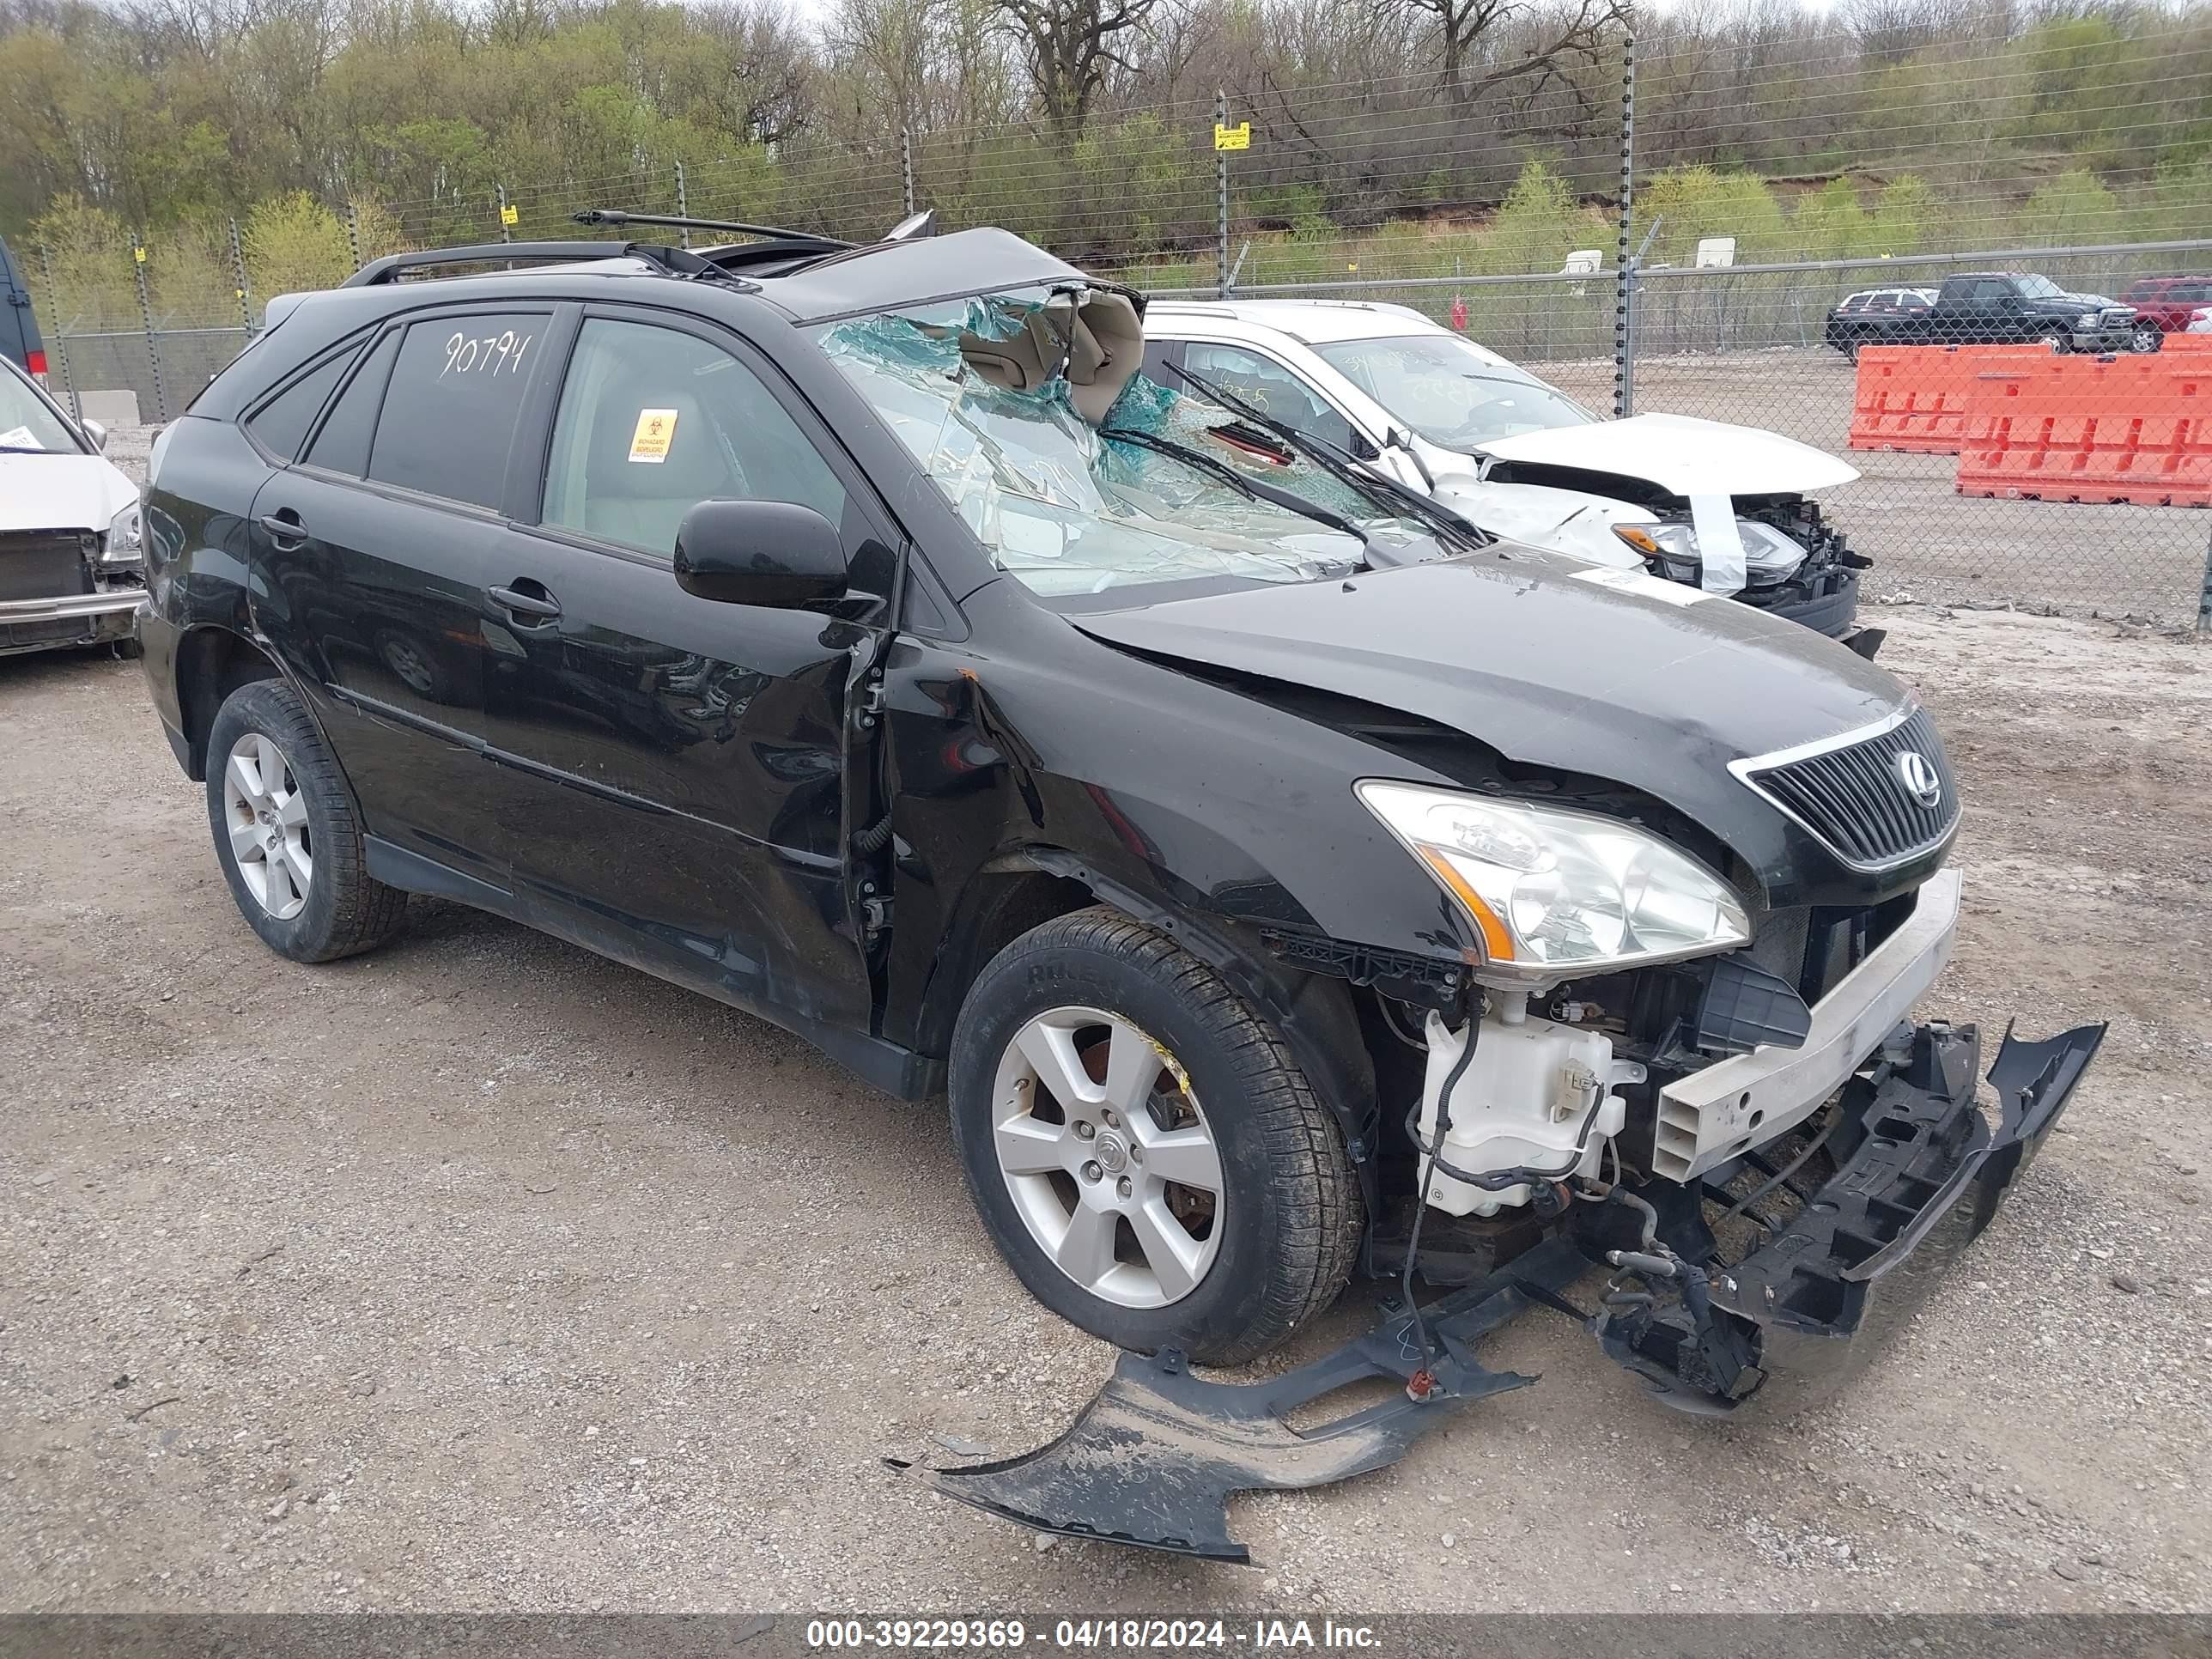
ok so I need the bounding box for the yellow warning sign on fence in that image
[500,204,520,227]
[133,245,147,264]
[1213,122,1250,152]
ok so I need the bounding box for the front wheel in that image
[2132,323,2162,354]
[948,908,1362,1364]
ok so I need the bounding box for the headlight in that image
[1355,781,1750,975]
[1613,520,1807,586]
[100,501,144,566]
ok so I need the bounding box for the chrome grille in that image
[1738,707,1960,871]
[0,532,94,604]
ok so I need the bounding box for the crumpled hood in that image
[1477,412,1860,499]
[1072,550,1905,875]
[1424,473,1648,568]
[0,452,137,536]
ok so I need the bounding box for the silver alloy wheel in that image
[990,1006,1225,1309]
[222,731,313,921]
[2133,323,2160,353]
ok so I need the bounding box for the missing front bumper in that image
[900,1017,2102,1557]
[1589,1018,2106,1413]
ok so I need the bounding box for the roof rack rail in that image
[574,209,851,251]
[341,240,742,289]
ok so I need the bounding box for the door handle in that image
[487,582,562,622]
[257,513,307,548]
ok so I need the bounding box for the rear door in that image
[472,307,893,1034]
[245,302,566,886]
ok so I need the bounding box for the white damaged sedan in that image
[0,354,146,659]
[1142,300,1871,642]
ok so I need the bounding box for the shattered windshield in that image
[1314,335,1592,452]
[811,286,1431,597]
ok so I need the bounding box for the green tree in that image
[242,192,354,298]
[1479,158,1588,275]
[2017,167,2124,246]
[1869,174,1936,256]
[1791,177,1871,263]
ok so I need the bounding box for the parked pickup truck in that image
[1832,271,2151,356]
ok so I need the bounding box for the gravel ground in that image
[2,606,2208,1614]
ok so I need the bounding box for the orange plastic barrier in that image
[2161,332,2212,353]
[1956,354,2212,507]
[1847,344,2056,455]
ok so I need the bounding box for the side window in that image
[302,330,399,477]
[244,345,359,461]
[540,318,848,559]
[1139,338,1183,384]
[1182,343,1358,452]
[366,312,549,511]
[1837,294,1866,314]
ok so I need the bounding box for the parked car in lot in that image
[137,218,2100,1548]
[1837,271,2153,356]
[1143,300,1869,640]
[0,350,146,659]
[1821,286,1938,358]
[2118,275,2212,337]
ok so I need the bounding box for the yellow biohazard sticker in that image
[629,408,678,463]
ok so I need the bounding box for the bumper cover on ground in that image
[902,1017,2102,1558]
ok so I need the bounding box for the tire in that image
[2036,328,2069,354]
[2132,324,2161,354]
[204,678,407,963]
[948,906,1362,1365]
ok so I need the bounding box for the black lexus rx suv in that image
[137,218,2099,1458]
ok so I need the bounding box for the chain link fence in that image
[27,30,2212,627]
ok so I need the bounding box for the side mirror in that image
[673,498,848,609]
[82,417,109,452]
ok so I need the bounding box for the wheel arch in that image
[173,624,288,781]
[914,845,1379,1170]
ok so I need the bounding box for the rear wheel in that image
[948,907,1361,1364]
[2036,327,2070,353]
[204,678,407,962]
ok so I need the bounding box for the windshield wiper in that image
[1100,426,1368,548]
[1160,362,1492,554]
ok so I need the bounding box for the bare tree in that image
[992,0,1158,138]
[1382,0,1621,106]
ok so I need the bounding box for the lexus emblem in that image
[1895,750,1942,809]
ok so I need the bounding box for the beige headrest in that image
[957,289,1145,425]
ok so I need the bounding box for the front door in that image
[484,311,890,1036]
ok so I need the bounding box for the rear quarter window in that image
[303,330,400,477]
[366,313,549,511]
[244,346,361,462]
